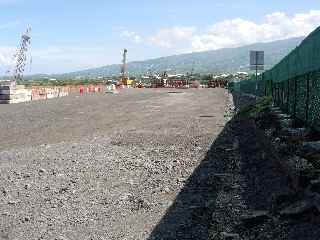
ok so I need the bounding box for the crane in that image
[120,48,128,85]
[187,61,195,87]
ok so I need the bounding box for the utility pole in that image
[250,50,264,95]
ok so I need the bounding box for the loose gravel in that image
[0,88,228,240]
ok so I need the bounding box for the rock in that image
[274,137,281,144]
[300,142,320,168]
[241,211,269,228]
[302,141,320,155]
[22,216,30,222]
[163,187,171,193]
[294,156,314,171]
[23,173,31,178]
[282,156,315,188]
[233,139,239,150]
[265,128,276,137]
[8,200,17,205]
[278,119,293,128]
[220,232,240,240]
[305,156,320,169]
[270,106,281,111]
[280,128,309,138]
[280,200,313,217]
[1,187,7,196]
[274,113,291,120]
[279,128,309,144]
[38,168,47,174]
[58,187,68,194]
[271,110,282,115]
[131,198,150,211]
[55,236,69,240]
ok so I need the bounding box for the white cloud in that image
[146,10,320,52]
[120,30,142,43]
[149,27,195,48]
[191,10,320,51]
[2,10,320,74]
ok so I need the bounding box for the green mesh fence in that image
[231,26,320,128]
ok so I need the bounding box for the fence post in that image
[281,83,284,108]
[275,84,278,105]
[263,74,267,96]
[306,73,310,123]
[271,79,274,99]
[278,84,280,107]
[287,79,290,112]
[274,84,276,104]
[294,77,297,118]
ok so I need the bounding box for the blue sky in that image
[0,0,320,74]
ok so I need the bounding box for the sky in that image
[0,0,320,74]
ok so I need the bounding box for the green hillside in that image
[62,37,303,78]
[18,36,304,81]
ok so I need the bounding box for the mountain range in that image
[63,37,304,78]
[21,36,305,80]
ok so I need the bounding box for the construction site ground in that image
[0,88,229,239]
[1,88,318,240]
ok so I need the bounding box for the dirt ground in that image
[1,88,319,240]
[0,88,229,240]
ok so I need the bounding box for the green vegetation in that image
[238,96,273,119]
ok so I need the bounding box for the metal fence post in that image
[287,79,290,112]
[281,83,284,108]
[278,84,280,106]
[294,77,297,118]
[263,74,267,96]
[270,79,274,98]
[306,73,310,123]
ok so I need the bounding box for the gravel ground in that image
[0,88,229,240]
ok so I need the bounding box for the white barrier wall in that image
[0,85,32,104]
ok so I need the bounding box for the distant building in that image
[237,71,248,75]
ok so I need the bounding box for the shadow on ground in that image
[147,92,243,239]
[147,116,237,240]
[147,92,320,240]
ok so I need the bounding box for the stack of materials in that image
[31,87,70,100]
[59,87,69,97]
[46,88,60,99]
[31,88,47,101]
[0,82,32,104]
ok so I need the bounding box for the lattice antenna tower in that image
[12,26,31,84]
